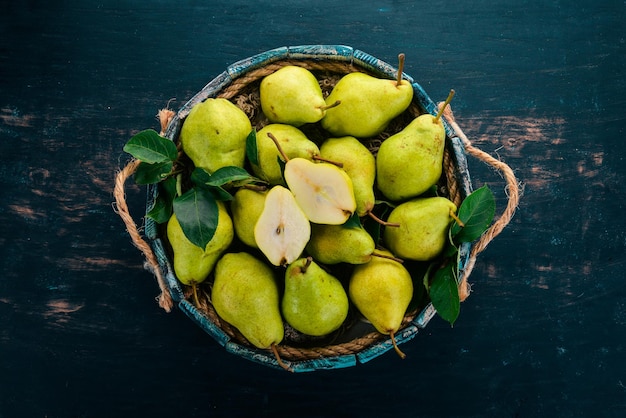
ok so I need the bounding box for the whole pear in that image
[211,252,284,349]
[321,72,413,138]
[260,65,328,126]
[320,136,376,217]
[230,187,267,248]
[252,124,319,185]
[282,257,349,336]
[306,223,375,265]
[383,196,457,261]
[254,185,311,266]
[179,98,252,173]
[376,113,446,201]
[348,249,413,358]
[166,201,234,286]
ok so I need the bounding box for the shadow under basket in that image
[124,45,518,373]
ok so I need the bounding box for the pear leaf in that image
[451,185,496,243]
[343,212,362,229]
[123,129,178,164]
[245,129,259,166]
[146,176,177,223]
[429,263,460,326]
[173,187,219,249]
[205,166,254,187]
[134,161,173,185]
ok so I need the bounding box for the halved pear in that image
[254,185,311,266]
[283,158,356,225]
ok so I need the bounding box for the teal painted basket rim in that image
[144,44,475,373]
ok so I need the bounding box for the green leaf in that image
[451,185,496,243]
[246,129,259,166]
[205,166,254,187]
[429,267,460,326]
[189,168,235,201]
[343,212,363,229]
[429,263,460,326]
[173,187,219,249]
[146,176,177,223]
[134,161,173,185]
[123,129,178,163]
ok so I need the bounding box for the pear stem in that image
[396,53,405,86]
[434,89,455,123]
[241,183,269,192]
[371,251,404,264]
[367,211,400,227]
[449,210,465,227]
[267,132,290,162]
[389,331,407,359]
[300,256,313,274]
[191,282,200,308]
[312,155,343,168]
[319,100,341,111]
[271,343,293,372]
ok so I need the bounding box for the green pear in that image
[179,98,252,173]
[376,90,455,202]
[320,72,413,138]
[230,187,267,248]
[252,124,319,185]
[166,201,234,286]
[282,257,349,336]
[254,185,311,266]
[211,252,284,350]
[348,249,413,358]
[375,114,445,201]
[320,136,376,217]
[260,65,331,126]
[306,223,375,265]
[284,158,356,225]
[383,196,457,261]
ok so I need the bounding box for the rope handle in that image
[113,110,176,312]
[439,104,521,301]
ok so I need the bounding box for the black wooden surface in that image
[1,1,625,416]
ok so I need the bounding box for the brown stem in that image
[267,132,289,162]
[271,343,293,372]
[396,53,405,86]
[312,155,343,168]
[319,100,341,111]
[191,282,200,308]
[371,251,404,264]
[367,211,400,227]
[389,331,407,359]
[434,89,455,123]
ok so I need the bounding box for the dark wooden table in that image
[1,1,625,416]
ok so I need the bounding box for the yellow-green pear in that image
[282,257,349,336]
[230,187,267,248]
[254,185,311,266]
[211,252,284,350]
[320,136,376,216]
[383,196,457,261]
[376,113,445,201]
[260,65,330,126]
[284,158,356,225]
[166,201,234,286]
[321,72,413,138]
[348,249,413,358]
[306,223,375,265]
[252,124,319,185]
[179,98,252,173]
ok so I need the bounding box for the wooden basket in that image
[116,45,519,372]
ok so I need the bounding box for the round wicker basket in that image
[116,45,519,372]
